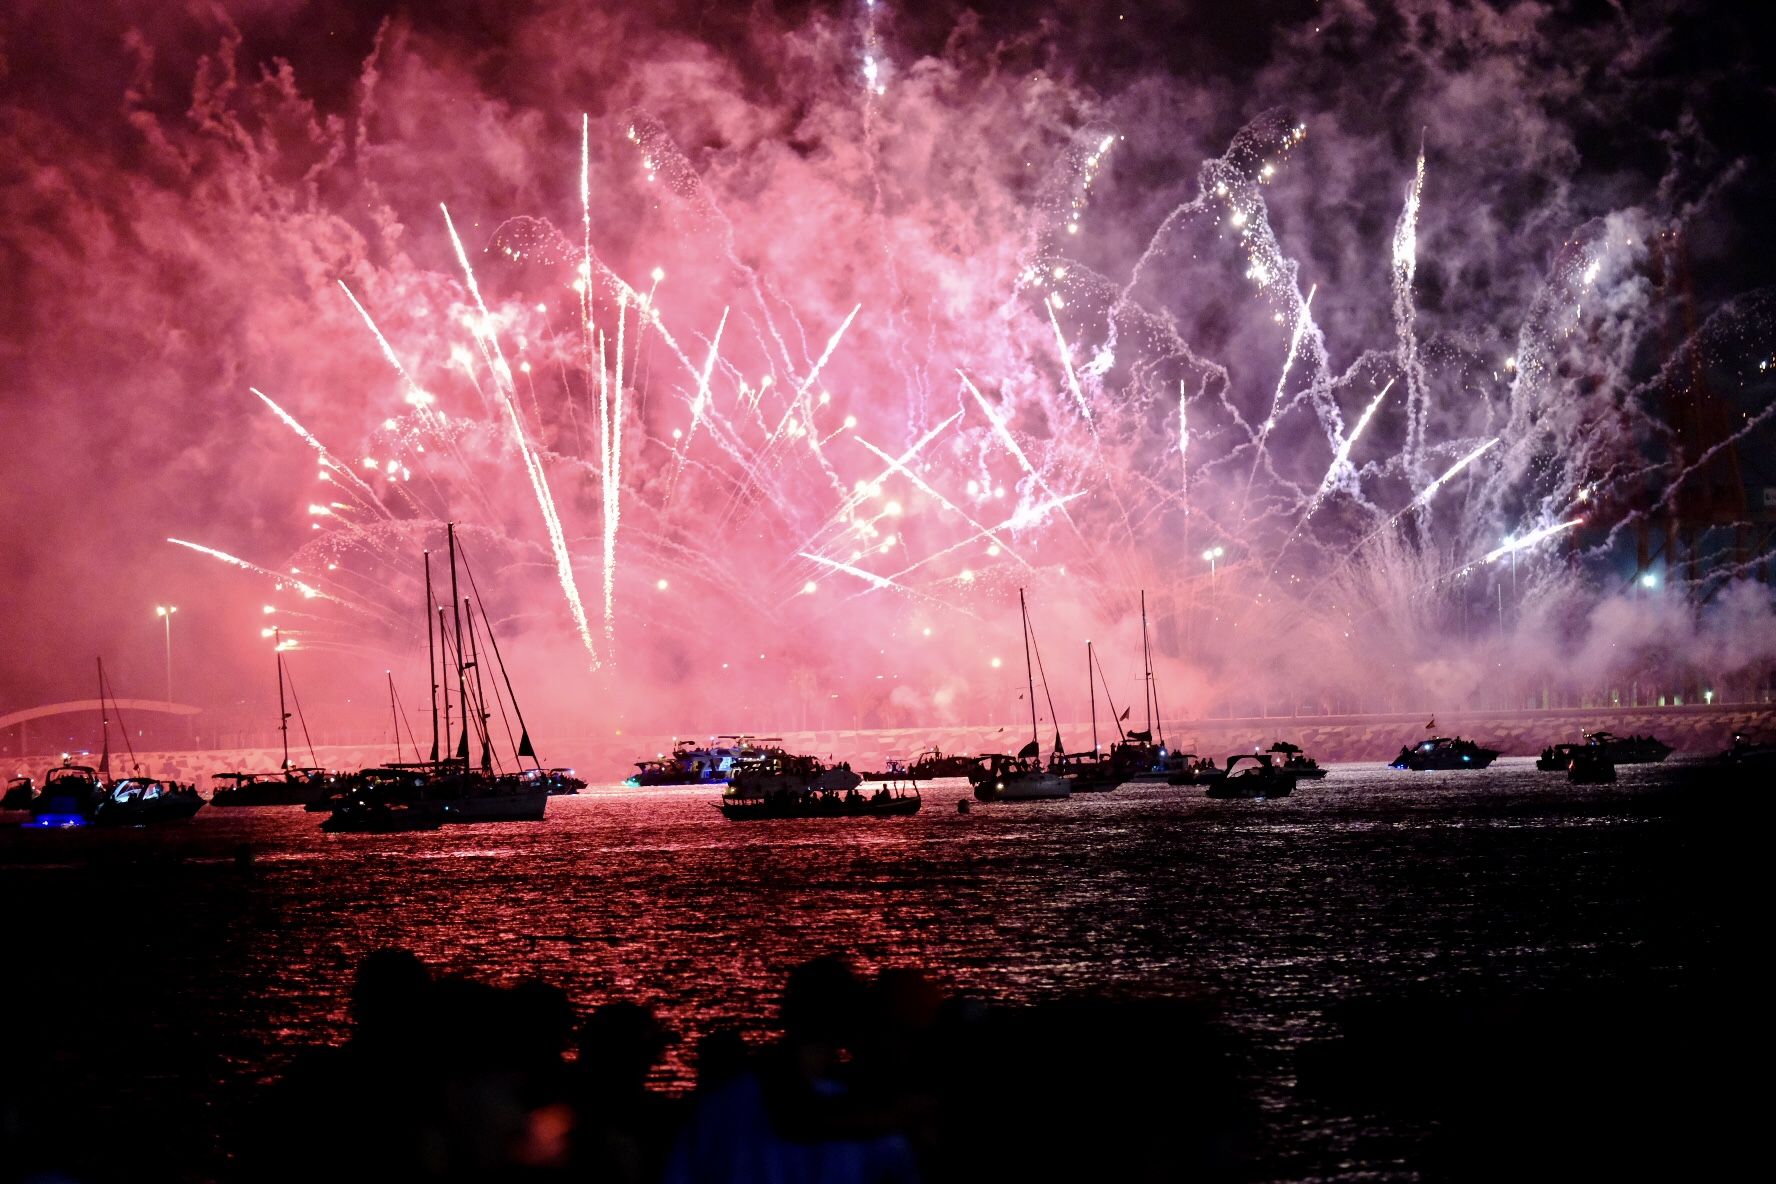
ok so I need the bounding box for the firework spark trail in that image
[713,304,862,532]
[1314,379,1393,506]
[336,283,501,523]
[1393,146,1430,484]
[847,434,1035,571]
[787,409,963,563]
[441,203,599,668]
[665,307,731,500]
[885,492,1086,582]
[167,538,363,612]
[1239,284,1316,524]
[1047,299,1093,423]
[251,388,394,521]
[1483,517,1584,563]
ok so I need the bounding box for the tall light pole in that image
[155,605,177,703]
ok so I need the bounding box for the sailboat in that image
[323,524,549,828]
[1108,591,1188,783]
[1053,639,1123,792]
[969,589,1070,802]
[212,632,336,806]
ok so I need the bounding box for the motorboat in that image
[719,781,921,821]
[1566,748,1616,784]
[542,768,585,794]
[1536,743,1579,772]
[1717,734,1776,771]
[906,748,977,779]
[1389,736,1500,770]
[1265,740,1326,779]
[969,752,1070,801]
[861,758,918,782]
[726,751,862,798]
[95,777,205,825]
[1165,754,1227,786]
[211,767,336,808]
[1581,731,1673,764]
[1051,750,1122,793]
[1204,753,1297,799]
[2,776,34,809]
[24,762,105,828]
[320,796,443,833]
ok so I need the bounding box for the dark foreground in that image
[0,761,1757,1182]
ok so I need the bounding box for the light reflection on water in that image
[0,758,1731,1179]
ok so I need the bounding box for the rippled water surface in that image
[1,758,1748,1180]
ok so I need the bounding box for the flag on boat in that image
[1053,732,1064,755]
[1425,716,1436,730]
[1119,706,1131,721]
[517,729,535,759]
[1017,739,1040,759]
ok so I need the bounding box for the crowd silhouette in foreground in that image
[241,949,1248,1183]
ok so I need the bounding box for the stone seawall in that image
[15,704,1771,786]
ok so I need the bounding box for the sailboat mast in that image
[424,549,439,763]
[439,605,452,762]
[1141,590,1155,739]
[1020,588,1038,752]
[448,522,467,764]
[387,672,403,764]
[97,657,110,777]
[465,598,491,772]
[1089,640,1098,755]
[276,630,290,770]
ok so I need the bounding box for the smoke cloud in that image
[1,0,1770,751]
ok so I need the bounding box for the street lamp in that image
[155,605,177,703]
[1202,545,1224,580]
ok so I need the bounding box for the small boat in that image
[1055,641,1121,793]
[906,748,977,779]
[1204,753,1297,799]
[1717,734,1776,771]
[213,636,335,806]
[1052,751,1122,793]
[971,590,1072,803]
[212,768,336,808]
[1264,740,1326,779]
[1106,591,1187,785]
[626,737,779,786]
[719,781,921,821]
[1581,731,1673,765]
[320,796,442,833]
[1165,754,1227,786]
[26,662,201,827]
[1389,736,1500,770]
[23,762,105,828]
[861,758,919,782]
[726,751,862,798]
[96,777,205,825]
[542,767,585,795]
[969,752,1070,801]
[1566,748,1616,784]
[2,776,34,810]
[1535,743,1579,772]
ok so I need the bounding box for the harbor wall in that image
[12,703,1772,785]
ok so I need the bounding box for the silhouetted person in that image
[694,1028,750,1095]
[572,1002,682,1184]
[666,956,918,1184]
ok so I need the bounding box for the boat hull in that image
[212,783,327,807]
[719,794,921,821]
[974,773,1070,802]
